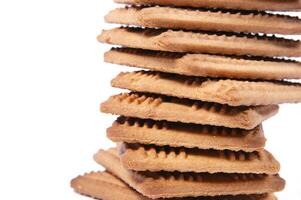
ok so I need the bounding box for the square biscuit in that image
[112,70,301,106]
[108,116,266,152]
[118,143,280,174]
[101,93,279,130]
[71,171,277,200]
[105,48,301,80]
[98,27,301,57]
[106,6,301,35]
[114,0,301,11]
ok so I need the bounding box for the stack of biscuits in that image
[71,0,301,199]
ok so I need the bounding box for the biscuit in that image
[118,143,280,174]
[107,116,266,152]
[71,171,277,200]
[98,27,301,57]
[114,0,301,11]
[105,48,301,80]
[100,93,279,129]
[112,71,301,106]
[71,171,149,200]
[94,148,285,198]
[105,6,301,34]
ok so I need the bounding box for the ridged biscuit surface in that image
[94,148,285,198]
[106,6,301,34]
[101,93,279,129]
[71,171,277,200]
[119,143,280,174]
[98,27,301,57]
[112,70,301,106]
[105,48,301,80]
[108,116,266,152]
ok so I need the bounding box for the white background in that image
[0,1,300,199]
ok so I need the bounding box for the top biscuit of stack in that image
[114,0,301,11]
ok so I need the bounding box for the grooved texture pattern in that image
[71,171,277,200]
[108,116,266,152]
[93,148,285,198]
[101,93,279,129]
[119,143,280,174]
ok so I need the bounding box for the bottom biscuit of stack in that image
[71,172,277,200]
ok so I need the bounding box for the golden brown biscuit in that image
[108,116,266,152]
[98,27,301,57]
[106,6,301,34]
[112,71,301,106]
[105,48,301,80]
[71,171,277,200]
[114,0,301,11]
[71,171,149,200]
[101,93,279,129]
[118,143,280,174]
